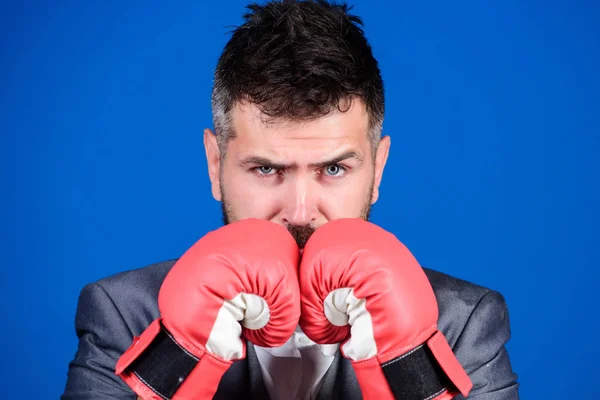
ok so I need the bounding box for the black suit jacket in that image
[61,260,519,399]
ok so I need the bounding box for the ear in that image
[203,128,222,201]
[371,135,390,204]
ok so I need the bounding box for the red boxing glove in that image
[299,219,472,400]
[116,219,300,400]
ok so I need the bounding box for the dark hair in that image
[211,0,384,152]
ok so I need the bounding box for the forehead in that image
[229,99,371,150]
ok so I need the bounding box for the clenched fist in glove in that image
[299,219,473,400]
[115,219,301,400]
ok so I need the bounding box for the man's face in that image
[204,99,390,247]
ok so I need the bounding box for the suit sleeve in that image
[61,282,137,400]
[452,290,519,399]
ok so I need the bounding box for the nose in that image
[280,175,320,227]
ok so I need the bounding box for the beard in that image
[220,180,374,248]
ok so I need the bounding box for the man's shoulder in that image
[82,259,177,335]
[90,258,177,307]
[93,259,176,293]
[423,267,491,304]
[423,267,506,346]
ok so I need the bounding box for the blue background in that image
[2,0,598,398]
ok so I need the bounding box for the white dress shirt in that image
[254,326,340,400]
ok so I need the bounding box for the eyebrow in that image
[309,151,364,168]
[238,151,363,169]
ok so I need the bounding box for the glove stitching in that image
[163,327,201,361]
[424,387,447,400]
[381,344,424,367]
[133,371,169,400]
[375,323,439,363]
[204,346,236,365]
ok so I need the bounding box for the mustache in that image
[286,224,316,248]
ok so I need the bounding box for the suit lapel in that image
[316,349,341,399]
[213,342,270,400]
[246,342,271,399]
[316,351,362,400]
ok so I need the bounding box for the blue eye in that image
[325,164,345,177]
[256,166,276,175]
